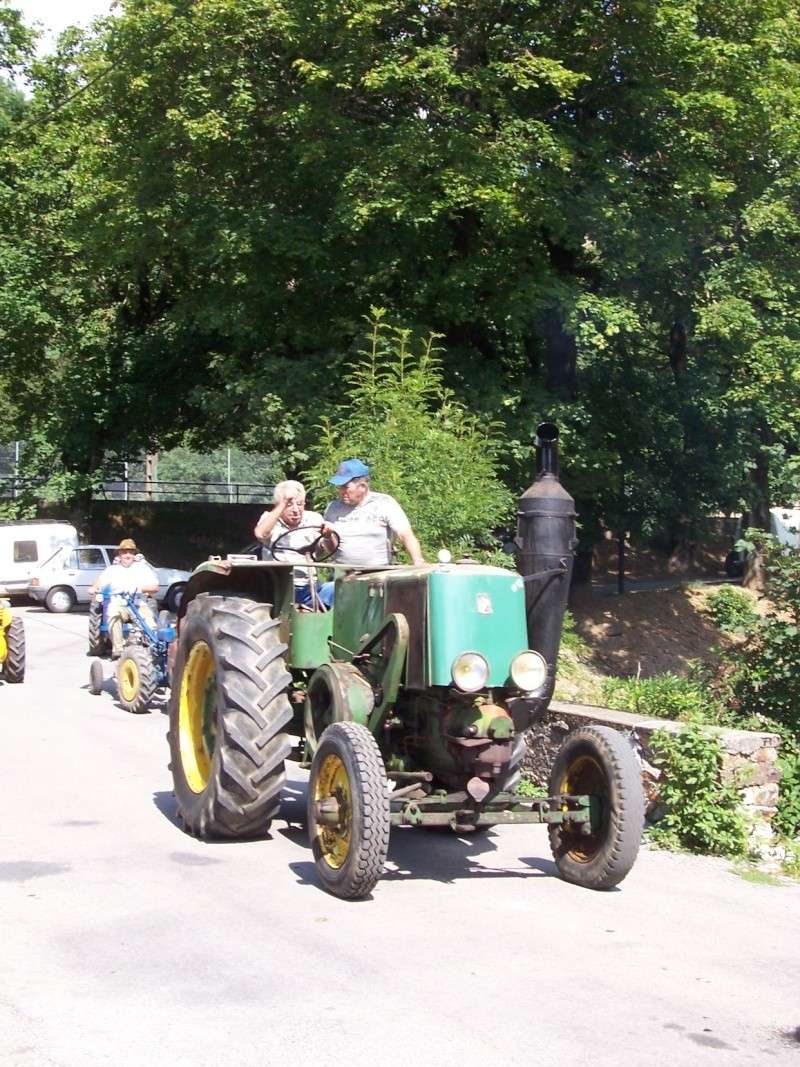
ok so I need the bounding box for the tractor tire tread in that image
[548,725,644,890]
[117,645,158,713]
[309,721,390,900]
[3,616,25,683]
[169,594,292,840]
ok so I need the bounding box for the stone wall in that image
[524,700,781,842]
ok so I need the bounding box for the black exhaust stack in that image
[515,423,576,703]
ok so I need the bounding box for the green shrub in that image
[727,531,800,734]
[705,585,758,633]
[560,610,588,657]
[305,310,514,560]
[649,723,749,858]
[772,725,800,840]
[601,673,724,724]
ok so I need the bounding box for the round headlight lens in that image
[451,652,489,693]
[510,650,548,693]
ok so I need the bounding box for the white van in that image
[0,521,79,594]
[770,507,800,550]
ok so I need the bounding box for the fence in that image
[0,477,273,505]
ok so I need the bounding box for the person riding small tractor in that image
[88,587,175,713]
[167,425,644,899]
[0,587,25,684]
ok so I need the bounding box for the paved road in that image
[1,606,799,1067]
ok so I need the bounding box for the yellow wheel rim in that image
[119,658,140,702]
[314,753,352,869]
[178,641,217,794]
[559,754,607,862]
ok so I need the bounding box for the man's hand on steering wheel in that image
[271,524,340,563]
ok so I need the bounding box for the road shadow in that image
[151,790,282,846]
[281,777,559,890]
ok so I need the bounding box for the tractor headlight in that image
[510,651,548,694]
[451,652,489,693]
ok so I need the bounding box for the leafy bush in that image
[305,310,514,560]
[601,673,725,724]
[649,723,749,858]
[726,531,800,734]
[772,725,800,840]
[560,610,588,657]
[705,585,758,634]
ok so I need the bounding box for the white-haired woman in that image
[254,480,324,606]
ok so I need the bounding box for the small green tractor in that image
[0,587,25,684]
[167,425,643,898]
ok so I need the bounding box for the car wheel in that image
[45,586,76,613]
[165,583,186,613]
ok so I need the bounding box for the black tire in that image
[3,616,25,683]
[548,725,644,890]
[165,583,186,614]
[45,586,76,613]
[88,603,108,657]
[168,593,293,839]
[116,645,158,714]
[89,659,104,695]
[308,721,390,900]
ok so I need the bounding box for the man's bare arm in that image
[398,528,425,566]
[254,498,290,541]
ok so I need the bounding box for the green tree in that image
[3,0,800,544]
[305,311,514,559]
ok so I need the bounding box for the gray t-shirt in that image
[323,492,410,567]
[267,510,323,585]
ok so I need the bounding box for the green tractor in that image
[167,425,644,899]
[0,587,25,684]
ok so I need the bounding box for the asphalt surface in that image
[1,605,799,1067]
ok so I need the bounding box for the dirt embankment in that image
[568,538,765,680]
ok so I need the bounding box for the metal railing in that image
[0,477,273,505]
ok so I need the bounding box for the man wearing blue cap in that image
[319,459,424,593]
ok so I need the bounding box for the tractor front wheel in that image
[548,725,644,890]
[308,721,390,900]
[116,645,157,714]
[3,616,25,683]
[168,594,293,839]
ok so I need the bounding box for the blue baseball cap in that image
[329,458,370,485]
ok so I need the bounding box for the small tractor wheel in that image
[89,659,104,695]
[165,583,186,614]
[308,721,390,900]
[45,586,76,613]
[3,616,25,683]
[548,725,644,890]
[87,604,107,657]
[168,594,293,839]
[116,645,158,714]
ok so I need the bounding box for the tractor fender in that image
[304,662,375,757]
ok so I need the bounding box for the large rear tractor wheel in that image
[116,645,158,714]
[2,616,25,683]
[308,721,390,900]
[548,725,644,890]
[168,594,293,839]
[88,604,107,657]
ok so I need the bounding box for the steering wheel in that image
[271,524,340,563]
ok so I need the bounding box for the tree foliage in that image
[305,310,514,558]
[1,0,800,541]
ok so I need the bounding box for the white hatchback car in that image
[28,544,190,613]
